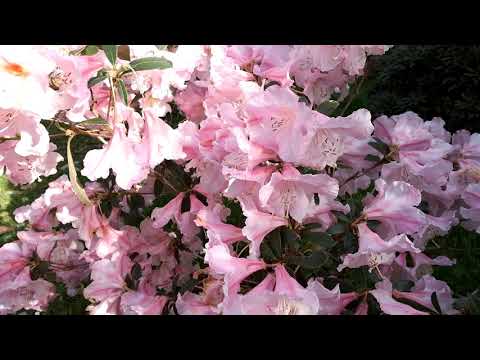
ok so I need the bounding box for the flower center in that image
[274,296,311,315]
[367,253,382,270]
[386,144,400,161]
[17,286,34,302]
[280,186,297,218]
[466,167,480,182]
[48,67,72,91]
[305,130,343,169]
[222,152,248,172]
[271,117,288,132]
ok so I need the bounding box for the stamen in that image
[48,67,72,91]
[280,186,297,218]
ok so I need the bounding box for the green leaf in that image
[125,274,137,291]
[372,137,389,147]
[316,100,340,115]
[100,199,113,218]
[131,263,142,281]
[31,260,50,280]
[416,263,433,278]
[260,241,276,262]
[181,194,191,213]
[67,135,92,206]
[269,230,283,258]
[454,290,480,314]
[223,198,246,227]
[346,198,359,218]
[343,230,356,253]
[366,220,381,231]
[78,117,109,126]
[179,277,199,295]
[405,251,415,267]
[128,194,145,209]
[117,79,128,105]
[364,154,382,162]
[80,45,99,56]
[87,73,107,88]
[154,179,164,197]
[302,223,323,231]
[327,223,346,235]
[283,228,300,252]
[288,251,328,270]
[332,211,350,223]
[193,191,208,207]
[393,279,415,292]
[368,137,390,154]
[102,45,118,65]
[431,292,443,314]
[126,57,173,73]
[303,232,336,249]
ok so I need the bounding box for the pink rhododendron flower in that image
[373,112,453,168]
[242,209,288,259]
[338,222,420,272]
[82,123,149,189]
[306,279,358,315]
[174,83,206,123]
[194,208,244,245]
[450,130,480,170]
[362,179,427,237]
[393,275,459,314]
[370,280,428,315]
[1,44,475,316]
[204,243,266,296]
[460,183,480,232]
[0,268,56,315]
[259,164,339,223]
[14,175,85,230]
[137,108,186,169]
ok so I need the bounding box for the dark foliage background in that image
[348,45,480,132]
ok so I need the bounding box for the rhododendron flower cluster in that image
[0,44,475,315]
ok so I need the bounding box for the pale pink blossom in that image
[242,209,288,258]
[82,122,149,190]
[338,222,420,272]
[393,275,459,314]
[194,208,244,245]
[259,164,339,223]
[460,183,480,232]
[0,268,56,315]
[370,280,428,315]
[362,179,427,237]
[204,243,266,296]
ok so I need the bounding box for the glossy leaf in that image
[126,57,172,73]
[87,72,107,88]
[365,154,382,162]
[78,117,109,126]
[117,79,128,105]
[303,232,336,249]
[181,194,191,213]
[288,251,328,270]
[327,223,346,235]
[102,45,118,65]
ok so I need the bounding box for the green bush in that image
[349,45,480,133]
